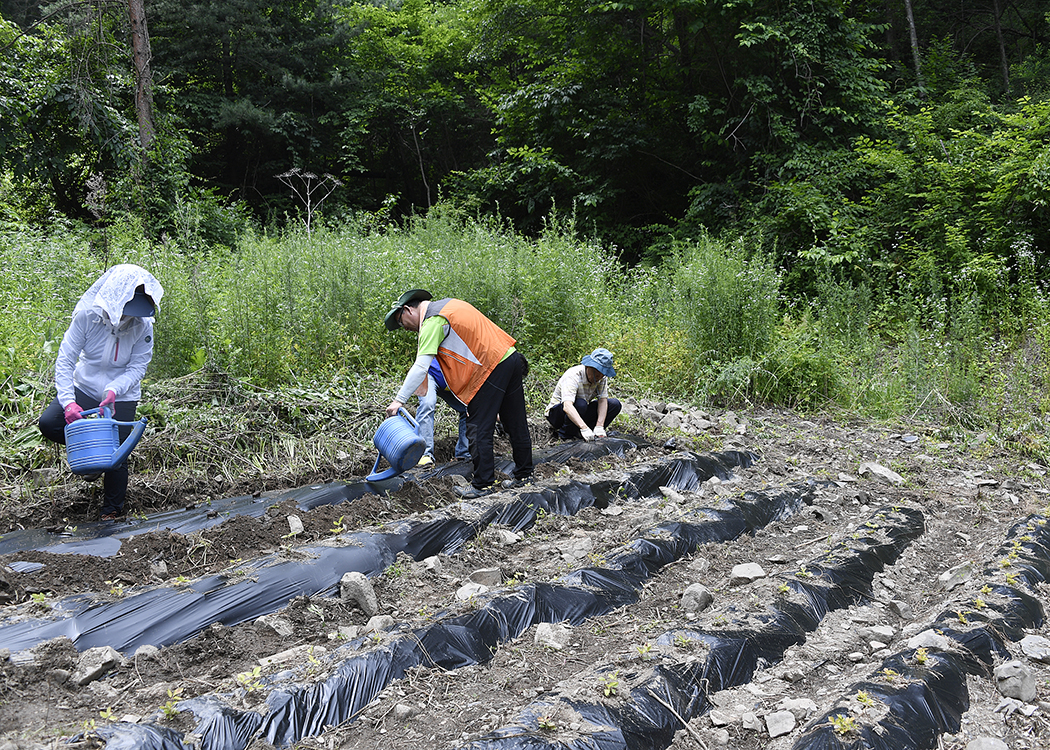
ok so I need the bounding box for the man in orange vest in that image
[385,289,534,498]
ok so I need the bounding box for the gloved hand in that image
[580,427,595,441]
[64,403,84,424]
[100,390,116,413]
[594,425,606,438]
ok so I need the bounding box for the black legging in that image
[546,396,622,439]
[39,388,138,516]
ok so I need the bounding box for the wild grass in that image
[2,205,1049,512]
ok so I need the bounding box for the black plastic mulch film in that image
[0,438,665,653]
[441,504,925,750]
[0,441,750,747]
[93,447,785,750]
[790,514,1050,750]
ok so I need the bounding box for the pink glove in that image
[100,390,116,412]
[64,403,84,424]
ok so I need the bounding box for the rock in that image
[729,563,766,586]
[286,514,304,536]
[965,738,1009,750]
[681,583,714,613]
[393,703,419,720]
[256,614,296,637]
[340,571,379,616]
[659,486,687,503]
[134,644,160,659]
[708,709,735,726]
[660,411,684,430]
[938,561,973,590]
[455,582,487,600]
[858,462,905,485]
[1020,634,1050,664]
[779,698,817,720]
[741,711,762,731]
[259,644,327,668]
[491,530,521,545]
[150,560,168,578]
[362,615,395,634]
[469,568,502,587]
[907,630,951,651]
[889,599,914,619]
[710,728,730,746]
[535,622,572,650]
[994,660,1037,702]
[72,646,123,686]
[423,555,443,572]
[864,625,895,641]
[765,710,796,737]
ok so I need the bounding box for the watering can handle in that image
[397,406,420,432]
[79,406,114,420]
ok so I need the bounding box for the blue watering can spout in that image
[65,406,148,475]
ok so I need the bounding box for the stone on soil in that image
[993,660,1037,702]
[535,622,572,650]
[681,583,714,613]
[72,646,123,686]
[765,710,795,737]
[729,563,766,585]
[340,571,379,616]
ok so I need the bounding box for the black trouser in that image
[546,396,622,439]
[39,387,137,515]
[465,351,533,488]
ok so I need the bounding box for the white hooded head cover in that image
[73,264,164,324]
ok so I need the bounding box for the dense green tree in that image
[148,0,355,216]
[332,0,491,213]
[0,14,136,221]
[453,0,890,256]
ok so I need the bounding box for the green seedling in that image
[914,647,929,665]
[880,668,899,683]
[855,691,875,707]
[330,515,346,535]
[236,666,264,692]
[161,687,183,719]
[973,597,986,609]
[956,610,968,624]
[99,707,116,721]
[599,670,620,697]
[980,584,992,594]
[636,642,653,659]
[105,580,125,598]
[829,714,857,735]
[538,713,557,731]
[30,592,48,604]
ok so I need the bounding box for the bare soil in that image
[2,405,1050,750]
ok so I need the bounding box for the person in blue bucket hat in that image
[545,347,622,441]
[38,264,163,521]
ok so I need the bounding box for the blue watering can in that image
[64,406,148,475]
[366,407,426,482]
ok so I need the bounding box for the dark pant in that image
[546,396,622,439]
[39,388,137,516]
[465,351,533,488]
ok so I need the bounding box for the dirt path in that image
[2,404,1049,750]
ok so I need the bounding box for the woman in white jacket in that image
[38,264,164,520]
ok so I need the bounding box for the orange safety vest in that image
[424,298,515,406]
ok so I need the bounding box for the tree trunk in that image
[902,0,924,91]
[991,0,1010,91]
[127,0,156,151]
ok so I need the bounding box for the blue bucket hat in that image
[582,348,616,379]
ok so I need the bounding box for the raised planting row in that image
[792,512,1050,750]
[0,446,752,656]
[439,504,926,749]
[90,470,820,748]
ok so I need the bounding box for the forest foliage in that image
[1,0,1049,459]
